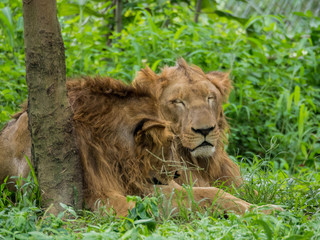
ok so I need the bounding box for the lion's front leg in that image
[154,181,252,215]
[191,186,251,215]
[85,190,135,217]
[106,191,136,217]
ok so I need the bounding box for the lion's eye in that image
[171,99,185,106]
[208,96,215,103]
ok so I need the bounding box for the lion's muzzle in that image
[190,141,216,158]
[187,125,217,157]
[191,145,216,158]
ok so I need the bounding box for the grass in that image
[0,159,319,239]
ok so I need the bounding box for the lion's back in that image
[0,111,31,190]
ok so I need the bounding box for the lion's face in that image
[160,76,226,159]
[134,59,231,159]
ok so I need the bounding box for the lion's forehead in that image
[163,80,220,101]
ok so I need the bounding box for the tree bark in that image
[22,0,83,214]
[115,0,122,33]
[195,0,202,23]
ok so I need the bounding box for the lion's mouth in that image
[191,141,213,151]
[189,141,215,158]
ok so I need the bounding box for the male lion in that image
[133,59,241,188]
[0,74,277,216]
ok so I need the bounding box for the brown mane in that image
[66,77,175,209]
[0,76,176,214]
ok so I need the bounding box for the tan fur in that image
[133,59,241,188]
[0,111,31,191]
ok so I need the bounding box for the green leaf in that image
[287,92,293,113]
[294,85,300,106]
[25,155,38,186]
[285,232,314,240]
[133,218,155,225]
[59,3,105,18]
[254,219,273,240]
[151,59,162,71]
[298,104,306,140]
[28,232,52,240]
[174,25,187,40]
[0,7,14,48]
[301,144,308,159]
[214,10,248,25]
[1,7,13,25]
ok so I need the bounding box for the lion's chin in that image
[191,146,216,158]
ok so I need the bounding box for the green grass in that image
[0,162,319,239]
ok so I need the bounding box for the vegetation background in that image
[0,0,319,239]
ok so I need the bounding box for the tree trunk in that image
[195,0,202,23]
[115,0,122,33]
[23,0,83,214]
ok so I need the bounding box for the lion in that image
[0,75,279,216]
[133,58,242,188]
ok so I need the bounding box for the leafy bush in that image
[0,1,26,126]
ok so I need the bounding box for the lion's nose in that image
[191,126,215,136]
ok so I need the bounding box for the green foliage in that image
[239,157,320,214]
[0,0,320,238]
[0,174,40,211]
[0,0,26,127]
[1,0,318,167]
[123,196,159,232]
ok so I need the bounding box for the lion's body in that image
[0,61,282,216]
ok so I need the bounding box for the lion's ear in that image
[206,71,232,101]
[134,119,173,147]
[133,66,159,91]
[140,119,166,131]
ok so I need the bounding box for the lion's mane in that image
[67,77,176,208]
[0,77,176,212]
